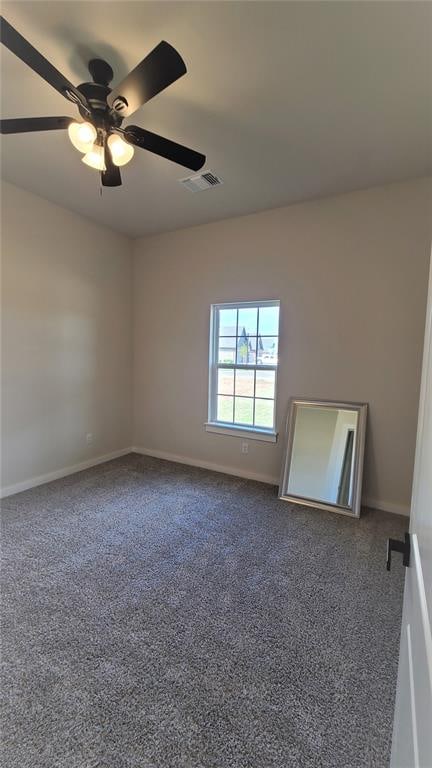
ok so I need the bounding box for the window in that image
[206,301,280,441]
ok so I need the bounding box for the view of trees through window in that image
[211,302,280,429]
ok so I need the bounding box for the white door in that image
[391,253,432,768]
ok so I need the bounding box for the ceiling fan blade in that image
[124,125,205,171]
[107,41,186,118]
[0,16,89,113]
[101,144,122,187]
[0,116,73,134]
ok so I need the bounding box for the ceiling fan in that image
[0,16,206,187]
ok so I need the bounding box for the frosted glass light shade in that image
[68,121,97,153]
[107,134,134,166]
[82,143,106,171]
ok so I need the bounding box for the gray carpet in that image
[1,453,407,768]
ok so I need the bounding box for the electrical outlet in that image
[241,441,249,454]
[86,433,93,445]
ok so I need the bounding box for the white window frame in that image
[206,300,280,442]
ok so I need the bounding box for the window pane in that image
[254,399,274,428]
[257,336,278,365]
[235,397,254,425]
[217,369,234,395]
[248,336,257,364]
[217,395,234,422]
[236,333,255,365]
[255,370,275,399]
[219,308,237,336]
[235,369,254,397]
[237,307,258,337]
[218,337,236,364]
[258,305,279,336]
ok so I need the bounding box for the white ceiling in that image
[1,1,431,238]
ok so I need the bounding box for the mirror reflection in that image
[287,406,358,506]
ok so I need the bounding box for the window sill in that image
[205,422,278,443]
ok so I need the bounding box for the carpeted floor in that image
[1,453,407,768]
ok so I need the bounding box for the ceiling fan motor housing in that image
[76,80,123,129]
[73,59,125,129]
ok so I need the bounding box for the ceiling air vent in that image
[179,170,223,192]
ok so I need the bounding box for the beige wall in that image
[1,182,133,493]
[132,178,432,515]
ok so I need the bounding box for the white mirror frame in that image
[279,398,368,518]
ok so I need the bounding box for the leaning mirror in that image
[279,398,367,518]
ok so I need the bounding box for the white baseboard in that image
[132,446,410,517]
[0,447,132,499]
[131,446,279,486]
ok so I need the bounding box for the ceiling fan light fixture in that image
[82,143,106,171]
[107,133,134,166]
[68,121,97,153]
